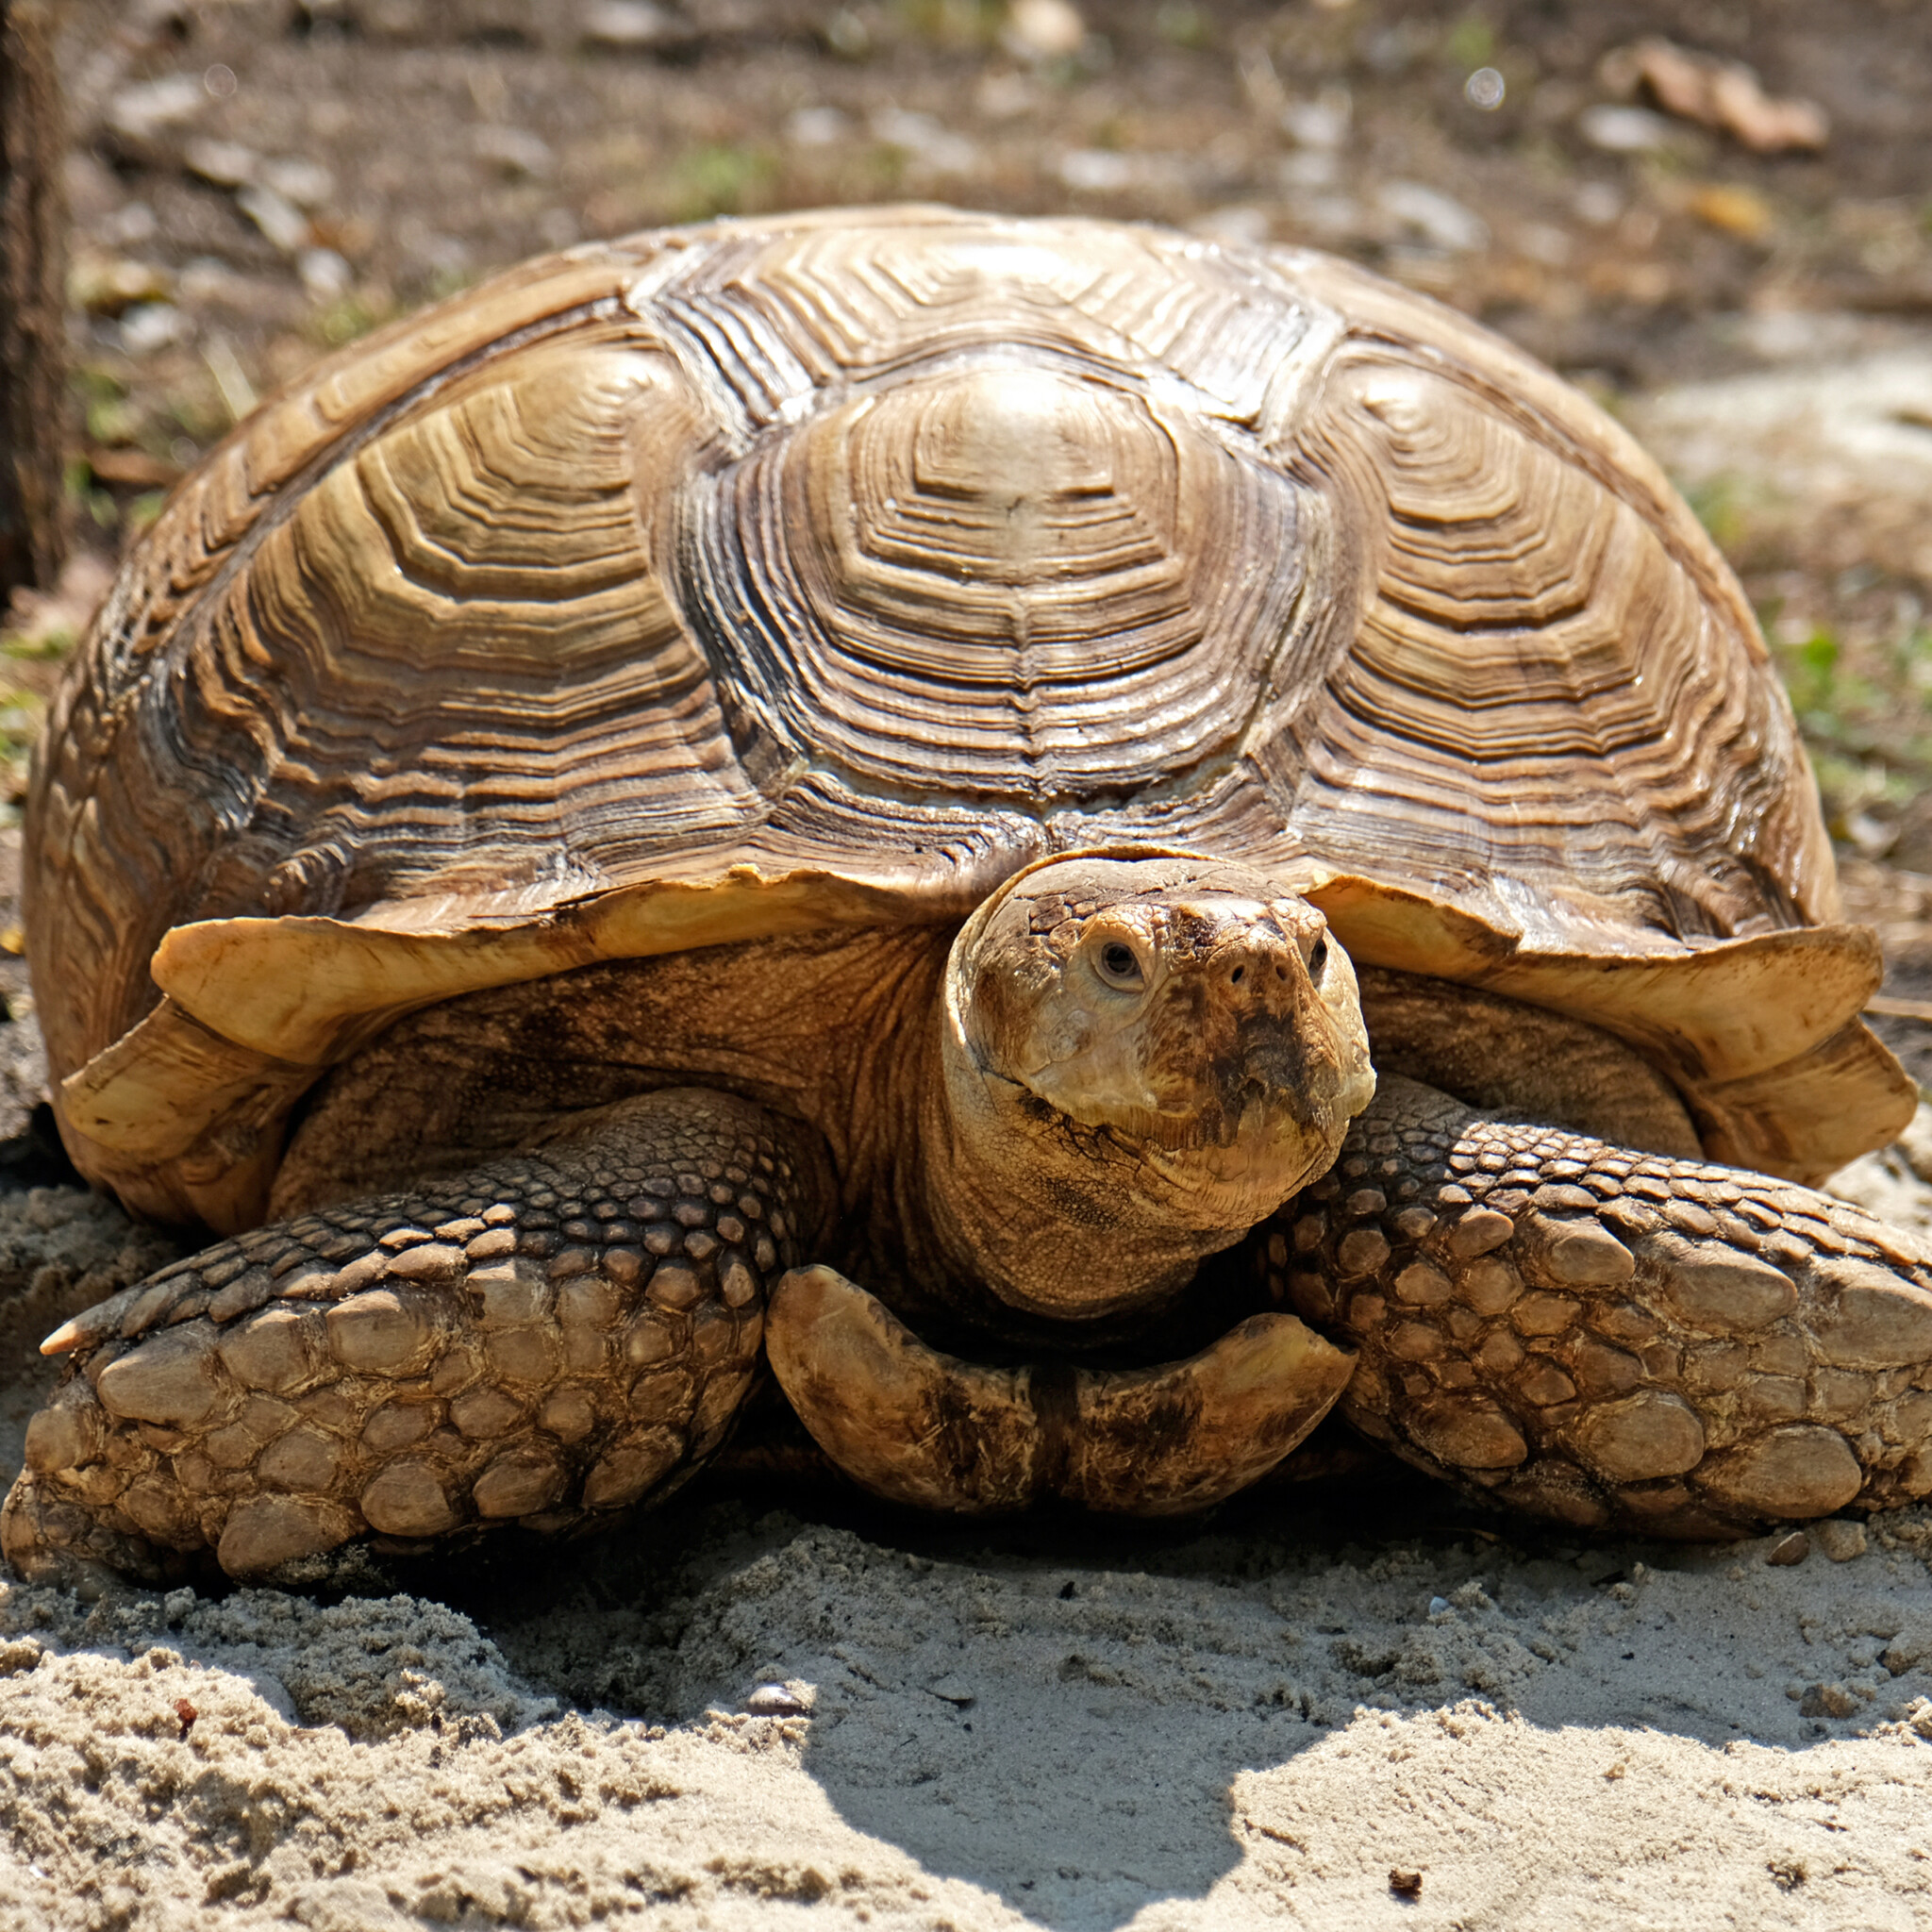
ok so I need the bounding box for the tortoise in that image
[8,205,1932,1587]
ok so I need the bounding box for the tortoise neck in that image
[911,1003,1236,1329]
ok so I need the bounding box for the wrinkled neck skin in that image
[902,852,1377,1338]
[911,1032,1231,1331]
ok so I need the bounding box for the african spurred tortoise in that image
[8,208,1929,1582]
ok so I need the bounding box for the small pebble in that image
[743,1682,813,1717]
[1798,1682,1857,1719]
[1813,1519,1867,1563]
[1389,1868,1424,1897]
[1764,1531,1810,1568]
[1426,1596,1450,1617]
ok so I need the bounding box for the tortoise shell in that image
[27,207,1908,1228]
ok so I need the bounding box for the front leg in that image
[1261,1074,1932,1536]
[3,1089,824,1583]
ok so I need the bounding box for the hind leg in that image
[3,1089,823,1583]
[1260,1074,1932,1537]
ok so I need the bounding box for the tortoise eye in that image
[1307,937,1329,977]
[1097,941,1144,988]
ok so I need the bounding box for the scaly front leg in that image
[1260,1074,1932,1536]
[4,1090,824,1583]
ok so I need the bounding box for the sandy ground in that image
[8,1342,1932,1929]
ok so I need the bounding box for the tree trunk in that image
[0,0,68,601]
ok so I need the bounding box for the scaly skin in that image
[1260,1075,1932,1537]
[3,1091,821,1583]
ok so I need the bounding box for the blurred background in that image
[5,0,1932,1093]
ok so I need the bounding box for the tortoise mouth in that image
[1130,1121,1343,1218]
[1040,1054,1374,1231]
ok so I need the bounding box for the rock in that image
[68,250,173,317]
[183,138,261,189]
[297,248,354,301]
[1002,0,1085,62]
[786,106,848,147]
[117,302,186,355]
[1191,207,1271,246]
[105,75,207,145]
[1058,150,1138,192]
[870,109,977,175]
[1763,1530,1810,1567]
[473,125,554,179]
[238,183,311,256]
[1578,104,1675,154]
[581,0,681,47]
[1281,92,1350,150]
[1376,182,1489,255]
[744,1681,815,1716]
[258,157,336,209]
[1688,184,1773,241]
[1884,1625,1932,1675]
[1813,1518,1868,1563]
[1798,1681,1858,1718]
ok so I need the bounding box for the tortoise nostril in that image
[1230,965,1245,986]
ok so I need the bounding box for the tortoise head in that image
[937,853,1376,1321]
